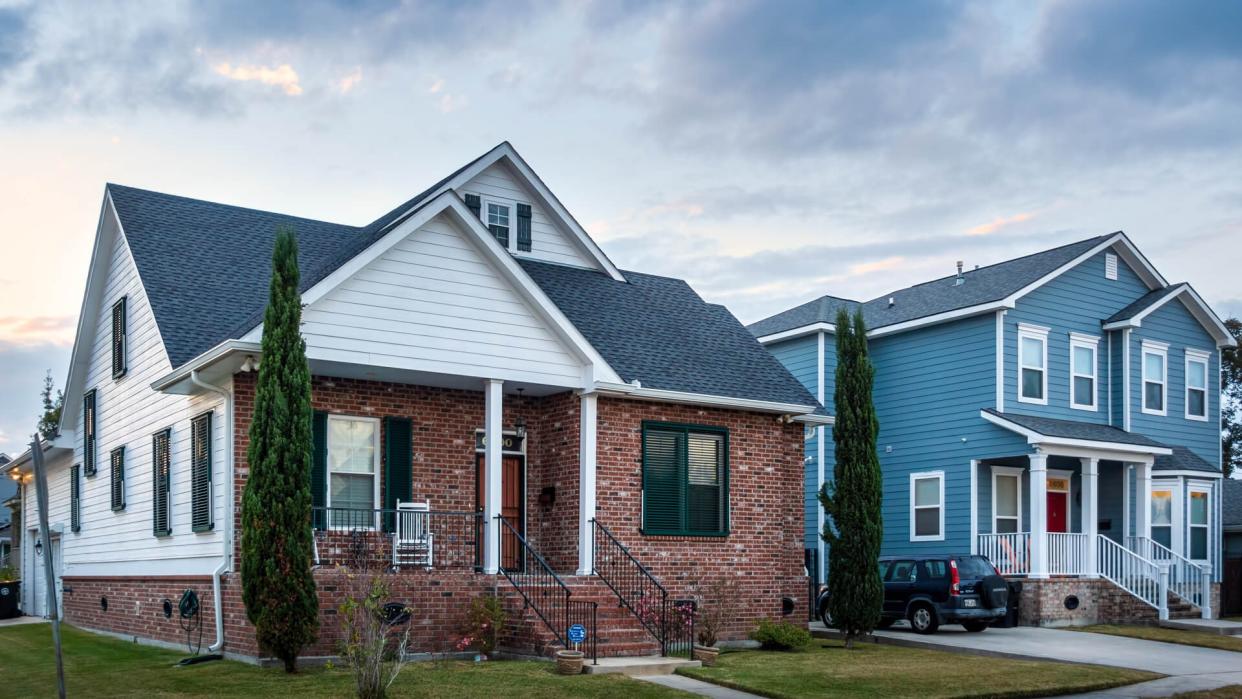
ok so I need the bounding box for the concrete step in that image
[1159,618,1242,636]
[582,656,701,676]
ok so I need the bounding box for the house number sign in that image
[474,432,525,452]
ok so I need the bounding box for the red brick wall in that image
[62,576,218,649]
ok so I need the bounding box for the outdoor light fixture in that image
[514,388,527,438]
[34,540,43,557]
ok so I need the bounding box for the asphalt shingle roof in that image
[1153,446,1219,473]
[1105,284,1183,324]
[750,234,1114,336]
[1224,479,1242,529]
[982,409,1169,448]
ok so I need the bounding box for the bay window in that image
[1189,489,1209,561]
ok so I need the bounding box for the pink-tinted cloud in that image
[0,315,76,347]
[968,212,1035,236]
[213,62,303,96]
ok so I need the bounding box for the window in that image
[152,429,171,537]
[991,466,1023,534]
[1017,324,1049,404]
[486,202,510,248]
[1151,488,1173,549]
[516,203,532,252]
[1142,341,1168,415]
[191,413,213,532]
[910,471,944,541]
[641,422,729,536]
[70,464,81,533]
[888,560,917,582]
[110,446,126,511]
[111,297,127,379]
[1070,333,1099,410]
[83,389,97,476]
[1185,350,1209,421]
[921,560,949,579]
[1189,489,1209,561]
[327,416,380,528]
[1105,252,1118,280]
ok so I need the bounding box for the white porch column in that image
[1029,452,1048,578]
[1080,457,1099,577]
[1134,460,1152,543]
[483,379,504,575]
[576,392,598,576]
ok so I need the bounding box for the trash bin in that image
[0,581,20,619]
[992,580,1022,628]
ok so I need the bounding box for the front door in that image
[476,454,525,571]
[1047,491,1068,533]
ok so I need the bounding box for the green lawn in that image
[0,624,690,698]
[677,639,1160,699]
[1070,624,1242,653]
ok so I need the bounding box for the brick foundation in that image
[1015,577,1158,626]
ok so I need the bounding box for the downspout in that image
[191,370,233,654]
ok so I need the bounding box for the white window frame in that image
[1017,323,1049,405]
[910,471,945,542]
[990,466,1024,535]
[1184,349,1210,422]
[1069,332,1100,411]
[481,197,514,251]
[325,414,382,530]
[1187,484,1211,563]
[1141,340,1169,416]
[1150,478,1182,554]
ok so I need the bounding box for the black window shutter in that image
[311,411,328,530]
[70,464,81,533]
[83,390,97,476]
[642,427,685,533]
[191,413,213,532]
[383,417,413,532]
[110,446,126,511]
[464,193,482,218]
[111,297,127,379]
[516,204,532,252]
[153,429,171,536]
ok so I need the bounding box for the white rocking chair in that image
[392,500,434,569]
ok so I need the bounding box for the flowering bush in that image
[462,595,506,656]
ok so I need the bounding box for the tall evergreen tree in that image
[819,308,883,649]
[241,227,319,672]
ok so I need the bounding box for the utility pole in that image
[30,435,66,699]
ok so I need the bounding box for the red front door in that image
[1047,491,1068,533]
[476,454,525,571]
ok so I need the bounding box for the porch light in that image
[514,417,526,439]
[34,540,42,557]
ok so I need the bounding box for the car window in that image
[954,556,998,578]
[921,560,949,579]
[878,560,892,580]
[888,560,917,582]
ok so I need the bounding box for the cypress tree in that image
[819,308,883,649]
[241,226,319,672]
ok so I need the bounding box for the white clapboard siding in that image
[460,162,596,269]
[51,207,227,576]
[301,212,586,387]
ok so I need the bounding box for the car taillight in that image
[950,559,961,596]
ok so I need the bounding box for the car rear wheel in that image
[962,621,988,632]
[908,604,938,634]
[818,599,833,627]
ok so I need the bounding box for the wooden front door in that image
[476,454,525,571]
[1047,491,1068,533]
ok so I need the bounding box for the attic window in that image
[1105,253,1118,280]
[486,203,510,248]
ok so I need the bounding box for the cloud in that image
[213,61,303,95]
[336,66,362,94]
[0,315,77,346]
[968,212,1036,236]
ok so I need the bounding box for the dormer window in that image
[486,202,510,247]
[462,192,533,253]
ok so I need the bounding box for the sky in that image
[1,0,1241,455]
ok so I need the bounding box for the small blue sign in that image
[567,623,586,644]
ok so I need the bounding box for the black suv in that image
[817,555,1009,634]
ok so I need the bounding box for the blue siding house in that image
[752,232,1236,623]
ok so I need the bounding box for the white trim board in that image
[909,470,946,542]
[1103,283,1236,348]
[755,321,836,345]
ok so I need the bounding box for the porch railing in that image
[1127,536,1210,616]
[1047,533,1091,576]
[1099,534,1166,617]
[590,518,693,658]
[497,516,597,664]
[978,532,1030,576]
[309,506,483,570]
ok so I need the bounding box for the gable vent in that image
[1105,253,1118,280]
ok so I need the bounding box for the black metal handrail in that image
[309,506,483,570]
[592,518,691,656]
[497,516,597,664]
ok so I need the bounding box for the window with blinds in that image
[110,446,126,511]
[152,429,171,536]
[641,422,729,536]
[191,412,213,532]
[111,297,127,379]
[83,389,97,476]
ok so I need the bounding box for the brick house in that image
[4,143,828,662]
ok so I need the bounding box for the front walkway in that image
[0,615,50,627]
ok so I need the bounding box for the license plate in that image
[963,599,977,608]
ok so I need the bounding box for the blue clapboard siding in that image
[1129,299,1220,466]
[871,314,1029,557]
[767,333,824,550]
[1108,329,1125,428]
[1097,461,1126,542]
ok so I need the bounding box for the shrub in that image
[0,565,17,582]
[461,595,506,656]
[750,619,811,651]
[338,576,413,699]
[689,574,742,647]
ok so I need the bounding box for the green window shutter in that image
[110,446,126,511]
[464,193,482,218]
[311,411,328,530]
[642,426,685,534]
[111,297,127,379]
[153,429,171,536]
[70,464,81,533]
[516,204,532,252]
[641,422,729,536]
[191,413,213,532]
[83,389,97,476]
[383,417,413,532]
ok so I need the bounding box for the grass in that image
[1172,688,1242,698]
[677,639,1160,699]
[1070,624,1242,653]
[0,624,691,698]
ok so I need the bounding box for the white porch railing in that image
[978,532,1030,575]
[1127,536,1211,617]
[1099,535,1167,618]
[1047,533,1091,576]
